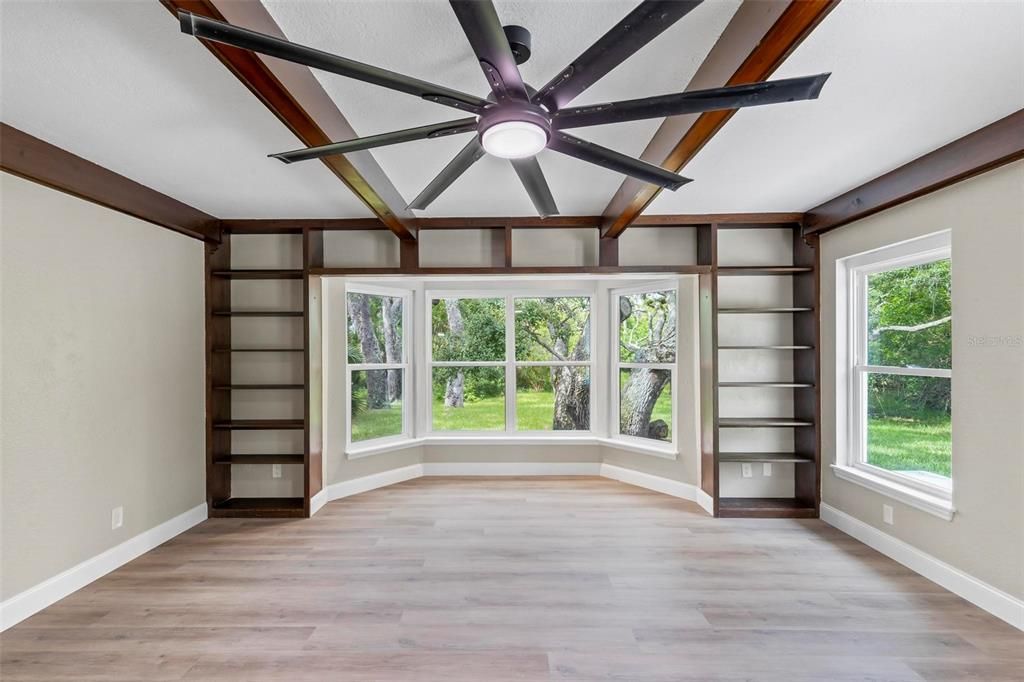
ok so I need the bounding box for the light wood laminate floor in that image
[2,477,1021,681]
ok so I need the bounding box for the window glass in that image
[619,290,677,363]
[867,373,951,479]
[347,292,402,364]
[619,368,672,442]
[431,297,505,362]
[516,366,590,431]
[350,369,404,442]
[867,260,951,368]
[514,297,591,361]
[431,366,505,431]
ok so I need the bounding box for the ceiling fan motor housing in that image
[477,99,552,145]
[503,25,531,65]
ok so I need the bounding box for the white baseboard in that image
[325,463,424,503]
[421,462,602,476]
[696,488,715,515]
[0,502,208,632]
[821,503,1024,631]
[599,463,699,503]
[309,489,328,516]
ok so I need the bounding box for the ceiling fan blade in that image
[408,138,486,210]
[510,158,559,217]
[535,1,703,111]
[547,132,690,190]
[553,74,832,129]
[449,1,529,101]
[270,118,478,164]
[177,11,489,114]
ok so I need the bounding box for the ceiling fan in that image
[178,1,829,217]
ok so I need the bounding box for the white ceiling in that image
[2,1,1020,221]
[0,0,373,218]
[263,0,741,217]
[648,0,1024,214]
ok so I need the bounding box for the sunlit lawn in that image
[868,414,951,477]
[354,388,673,439]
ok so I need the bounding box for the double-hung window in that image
[612,284,678,450]
[428,293,594,434]
[346,285,411,449]
[838,231,953,516]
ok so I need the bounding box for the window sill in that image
[346,435,677,460]
[830,464,955,521]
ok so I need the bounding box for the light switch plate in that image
[741,463,753,478]
[111,506,124,530]
[883,504,894,525]
[272,464,282,479]
[763,463,773,477]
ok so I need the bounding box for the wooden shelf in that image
[718,382,814,388]
[213,384,305,390]
[212,419,305,430]
[211,269,303,280]
[718,452,814,463]
[213,454,305,465]
[718,497,816,518]
[718,345,814,350]
[211,310,304,317]
[212,347,305,353]
[718,307,814,314]
[719,417,815,428]
[717,266,814,276]
[210,497,305,518]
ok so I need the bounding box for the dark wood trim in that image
[696,225,718,513]
[221,213,805,233]
[160,0,416,241]
[804,110,1024,235]
[602,0,838,238]
[400,239,420,270]
[310,265,711,276]
[1,124,219,242]
[205,240,232,508]
[504,222,514,268]
[599,238,619,267]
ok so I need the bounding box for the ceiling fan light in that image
[481,121,548,159]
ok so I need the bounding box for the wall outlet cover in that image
[111,506,124,530]
[763,463,773,477]
[272,464,282,479]
[741,463,753,478]
[883,504,894,525]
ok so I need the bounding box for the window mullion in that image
[505,294,515,433]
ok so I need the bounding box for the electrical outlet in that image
[763,463,773,477]
[111,506,123,530]
[741,463,753,478]
[883,504,894,525]
[272,464,282,479]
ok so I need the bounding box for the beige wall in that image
[0,173,205,600]
[820,161,1024,598]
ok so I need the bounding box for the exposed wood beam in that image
[219,213,803,233]
[601,0,839,239]
[1,124,219,242]
[804,110,1024,235]
[160,0,417,240]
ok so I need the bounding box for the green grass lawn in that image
[868,414,951,477]
[353,388,674,439]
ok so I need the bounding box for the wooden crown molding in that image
[804,110,1024,235]
[1,124,220,242]
[160,0,417,241]
[601,0,839,239]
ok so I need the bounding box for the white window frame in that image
[610,281,680,456]
[345,283,413,453]
[425,290,596,437]
[834,231,954,519]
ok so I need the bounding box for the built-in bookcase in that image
[204,228,321,518]
[710,225,820,518]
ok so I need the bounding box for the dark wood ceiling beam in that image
[160,0,417,240]
[804,110,1024,235]
[1,123,220,242]
[220,213,804,233]
[601,0,839,239]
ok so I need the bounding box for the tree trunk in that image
[552,315,591,430]
[382,298,402,402]
[442,299,465,408]
[350,293,386,409]
[619,368,670,439]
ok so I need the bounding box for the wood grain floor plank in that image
[2,477,1019,681]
